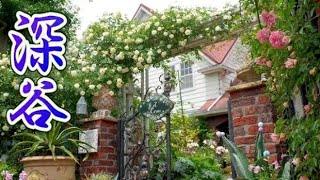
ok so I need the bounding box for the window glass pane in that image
[180,62,193,89]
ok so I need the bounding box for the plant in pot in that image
[9,121,91,180]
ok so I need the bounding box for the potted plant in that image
[9,122,91,180]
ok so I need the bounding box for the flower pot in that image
[21,156,76,180]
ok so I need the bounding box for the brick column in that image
[226,81,277,163]
[79,115,118,178]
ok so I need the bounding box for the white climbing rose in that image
[74,83,80,89]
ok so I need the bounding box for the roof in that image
[132,4,154,20]
[199,93,229,112]
[201,39,236,64]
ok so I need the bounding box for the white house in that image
[133,4,248,131]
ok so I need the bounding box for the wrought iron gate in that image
[118,73,174,180]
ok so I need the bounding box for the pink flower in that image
[216,131,221,138]
[257,28,270,43]
[304,104,311,114]
[309,68,316,75]
[292,158,300,166]
[248,164,255,171]
[269,31,290,49]
[253,165,261,174]
[19,171,28,180]
[266,61,272,67]
[299,176,309,180]
[270,133,280,144]
[272,161,281,169]
[255,57,267,66]
[284,58,297,69]
[216,146,226,154]
[260,10,277,27]
[2,171,13,180]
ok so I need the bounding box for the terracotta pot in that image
[236,67,261,83]
[21,156,76,180]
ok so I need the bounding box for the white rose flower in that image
[161,51,167,58]
[163,32,168,36]
[3,93,9,97]
[151,30,157,35]
[20,124,26,130]
[97,84,102,89]
[157,49,162,54]
[147,57,152,63]
[134,50,140,55]
[215,25,222,32]
[124,45,129,50]
[185,29,192,35]
[80,91,85,96]
[80,54,85,59]
[14,84,19,90]
[92,51,98,56]
[138,57,144,62]
[179,27,185,32]
[147,50,153,56]
[109,91,115,96]
[167,44,172,49]
[107,80,112,85]
[155,22,160,26]
[169,34,174,39]
[144,64,150,69]
[85,79,90,84]
[176,19,182,23]
[110,47,116,54]
[117,66,122,72]
[133,67,139,73]
[128,31,133,35]
[223,15,232,20]
[145,24,150,29]
[58,84,63,89]
[90,66,95,72]
[161,15,166,20]
[89,85,95,89]
[99,68,106,75]
[2,125,9,132]
[102,32,109,37]
[74,83,80,88]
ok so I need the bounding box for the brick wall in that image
[80,118,118,179]
[227,82,277,163]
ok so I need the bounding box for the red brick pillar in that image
[79,116,118,178]
[226,81,277,163]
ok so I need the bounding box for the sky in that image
[71,0,239,37]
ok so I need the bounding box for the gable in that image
[201,39,236,64]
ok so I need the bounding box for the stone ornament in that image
[92,85,118,110]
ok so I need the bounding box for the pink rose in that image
[269,31,289,49]
[272,161,280,169]
[257,28,270,43]
[299,176,309,180]
[304,104,311,114]
[270,133,280,144]
[216,131,221,138]
[284,58,297,69]
[255,57,267,66]
[260,10,277,27]
[19,171,28,180]
[266,61,272,67]
[253,165,261,174]
[309,68,316,75]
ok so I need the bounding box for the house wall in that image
[135,56,221,113]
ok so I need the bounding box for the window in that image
[180,63,193,89]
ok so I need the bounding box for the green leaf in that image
[221,136,253,179]
[58,146,79,164]
[254,131,265,162]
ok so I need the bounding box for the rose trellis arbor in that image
[65,5,247,179]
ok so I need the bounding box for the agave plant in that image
[9,121,91,163]
[219,122,292,179]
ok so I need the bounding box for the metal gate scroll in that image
[118,73,174,180]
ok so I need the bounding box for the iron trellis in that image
[118,73,173,180]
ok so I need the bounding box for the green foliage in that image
[173,147,223,180]
[0,161,18,180]
[9,122,91,163]
[170,113,199,151]
[85,172,116,180]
